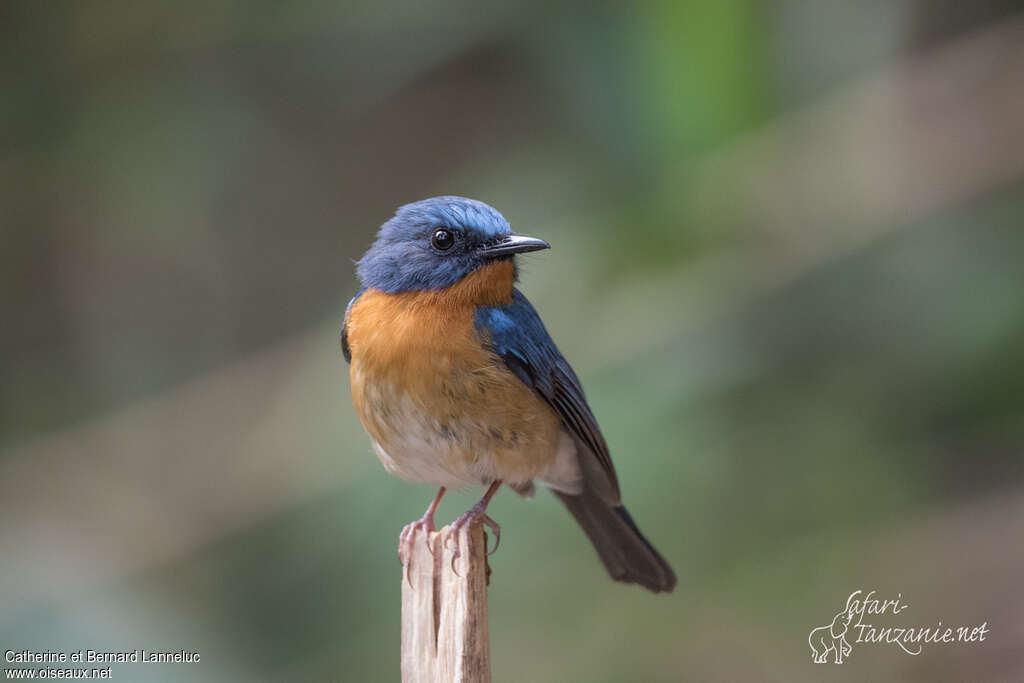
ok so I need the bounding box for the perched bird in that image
[342,196,676,592]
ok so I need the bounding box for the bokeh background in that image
[4,1,1024,681]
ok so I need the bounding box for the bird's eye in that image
[431,229,455,251]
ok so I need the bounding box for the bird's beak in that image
[479,234,550,259]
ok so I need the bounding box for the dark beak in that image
[479,234,550,259]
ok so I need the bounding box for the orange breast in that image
[345,262,562,488]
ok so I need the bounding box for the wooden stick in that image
[401,522,491,683]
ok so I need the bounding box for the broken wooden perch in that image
[400,521,491,683]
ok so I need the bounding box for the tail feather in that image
[553,488,677,593]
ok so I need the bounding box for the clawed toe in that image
[398,518,435,561]
[399,517,437,587]
[482,514,500,555]
[446,507,501,574]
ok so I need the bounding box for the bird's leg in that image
[447,480,502,574]
[399,487,446,565]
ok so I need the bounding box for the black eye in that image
[431,229,455,251]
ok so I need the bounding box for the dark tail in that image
[553,488,677,593]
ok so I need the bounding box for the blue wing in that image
[340,287,366,363]
[476,289,620,499]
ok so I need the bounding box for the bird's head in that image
[356,196,549,294]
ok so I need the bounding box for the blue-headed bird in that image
[342,196,676,592]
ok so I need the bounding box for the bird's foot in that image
[398,514,436,564]
[399,511,441,589]
[446,502,501,575]
[398,487,446,587]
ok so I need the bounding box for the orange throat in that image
[345,260,515,365]
[416,259,517,308]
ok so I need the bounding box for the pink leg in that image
[447,481,502,573]
[398,487,446,563]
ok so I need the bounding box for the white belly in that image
[366,389,493,488]
[363,379,581,492]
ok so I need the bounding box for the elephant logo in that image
[808,591,859,664]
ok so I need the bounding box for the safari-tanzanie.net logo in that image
[808,590,989,664]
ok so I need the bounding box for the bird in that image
[341,196,676,593]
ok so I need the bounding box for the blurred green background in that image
[3,1,1024,681]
